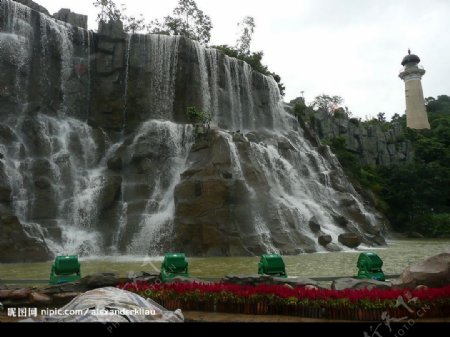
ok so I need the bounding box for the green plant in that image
[186,106,212,124]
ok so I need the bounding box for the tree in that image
[120,4,147,34]
[311,94,344,114]
[236,16,255,56]
[93,0,147,33]
[377,112,386,122]
[148,0,213,44]
[93,0,121,23]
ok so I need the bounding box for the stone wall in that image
[297,108,414,166]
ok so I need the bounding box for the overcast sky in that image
[35,0,450,120]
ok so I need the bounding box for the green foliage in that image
[186,106,211,124]
[321,95,450,238]
[148,0,213,44]
[93,0,121,23]
[236,16,255,56]
[212,45,285,96]
[311,94,344,114]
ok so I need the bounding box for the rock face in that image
[0,215,53,262]
[53,8,87,29]
[392,252,450,289]
[0,0,388,260]
[295,107,414,166]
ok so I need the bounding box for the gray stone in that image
[0,214,53,263]
[318,235,332,246]
[277,140,295,151]
[97,20,127,40]
[308,216,321,233]
[15,0,51,16]
[53,8,88,29]
[338,233,363,248]
[392,252,450,289]
[332,278,392,291]
[98,175,122,211]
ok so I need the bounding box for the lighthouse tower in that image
[399,50,430,129]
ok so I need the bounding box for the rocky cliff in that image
[0,0,387,262]
[299,108,414,166]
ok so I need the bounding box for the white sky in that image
[35,0,450,120]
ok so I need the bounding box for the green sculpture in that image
[50,255,81,285]
[160,253,189,282]
[356,252,385,281]
[258,254,287,278]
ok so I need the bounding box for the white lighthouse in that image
[399,50,430,130]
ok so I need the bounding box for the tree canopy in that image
[148,0,213,44]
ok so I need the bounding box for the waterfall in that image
[126,120,193,255]
[0,0,384,260]
[128,34,180,120]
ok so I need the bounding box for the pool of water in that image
[0,239,448,282]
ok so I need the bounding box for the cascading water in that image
[126,121,193,255]
[0,0,386,261]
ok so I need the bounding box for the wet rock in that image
[0,186,12,203]
[333,215,349,228]
[318,235,332,246]
[325,243,342,252]
[308,216,321,233]
[277,140,295,151]
[338,233,363,248]
[392,252,450,289]
[98,176,122,211]
[0,214,53,263]
[332,278,391,291]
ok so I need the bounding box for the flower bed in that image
[118,282,450,320]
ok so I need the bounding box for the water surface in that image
[0,240,448,282]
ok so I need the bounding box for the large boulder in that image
[392,252,450,289]
[318,234,332,246]
[338,233,363,248]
